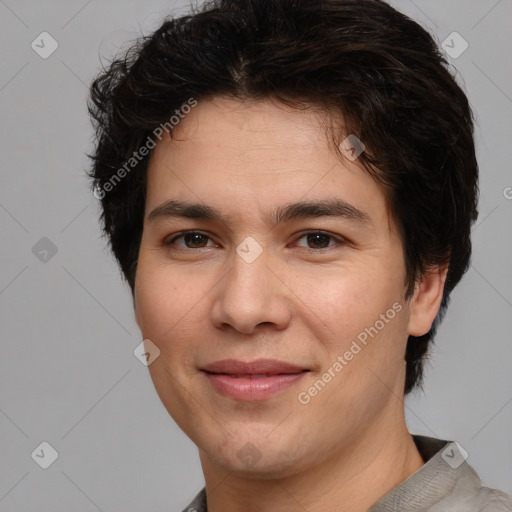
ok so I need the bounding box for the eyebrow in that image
[147,198,371,226]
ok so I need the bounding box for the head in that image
[88,0,478,475]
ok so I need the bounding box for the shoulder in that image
[452,487,512,511]
[449,465,512,511]
[419,438,512,511]
[371,437,512,511]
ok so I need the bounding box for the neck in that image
[200,418,424,512]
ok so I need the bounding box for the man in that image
[88,0,512,510]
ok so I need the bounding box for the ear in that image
[407,265,448,337]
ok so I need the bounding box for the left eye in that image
[295,231,342,250]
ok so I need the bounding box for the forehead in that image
[145,96,393,231]
[156,96,340,166]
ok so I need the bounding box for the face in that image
[134,97,435,476]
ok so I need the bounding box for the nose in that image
[209,245,292,335]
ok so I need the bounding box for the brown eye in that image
[164,231,212,248]
[295,231,344,250]
[305,233,332,249]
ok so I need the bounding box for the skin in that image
[134,96,447,512]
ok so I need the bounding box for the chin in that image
[213,452,306,479]
[199,431,314,478]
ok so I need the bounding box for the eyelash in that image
[162,230,347,252]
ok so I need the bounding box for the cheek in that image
[295,263,400,341]
[134,259,201,346]
[299,263,409,389]
[134,256,234,383]
[134,262,206,408]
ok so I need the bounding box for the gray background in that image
[0,0,511,510]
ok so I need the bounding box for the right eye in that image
[163,231,216,249]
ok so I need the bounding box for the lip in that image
[201,359,310,401]
[202,358,307,375]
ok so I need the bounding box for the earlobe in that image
[407,265,448,337]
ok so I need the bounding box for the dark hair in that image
[87,0,479,394]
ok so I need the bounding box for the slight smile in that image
[201,359,310,401]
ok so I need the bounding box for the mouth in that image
[200,359,310,401]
